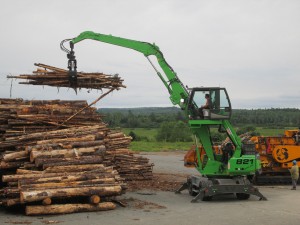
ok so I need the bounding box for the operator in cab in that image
[199,94,211,118]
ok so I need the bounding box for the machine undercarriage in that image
[176,175,267,202]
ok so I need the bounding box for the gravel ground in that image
[1,151,299,225]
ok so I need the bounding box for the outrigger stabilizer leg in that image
[175,175,267,202]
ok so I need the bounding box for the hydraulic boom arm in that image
[61,31,189,109]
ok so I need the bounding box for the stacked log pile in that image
[1,166,122,215]
[0,98,153,215]
[7,63,126,91]
[113,154,154,181]
[0,98,102,142]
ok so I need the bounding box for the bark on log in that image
[1,198,21,207]
[43,164,108,173]
[1,187,19,196]
[16,169,42,174]
[3,151,28,162]
[9,63,126,92]
[106,132,126,139]
[3,170,117,182]
[5,125,106,142]
[105,149,134,155]
[30,146,106,162]
[0,161,24,169]
[36,135,96,145]
[20,185,122,203]
[34,155,104,168]
[18,175,118,187]
[25,202,116,215]
[63,140,105,149]
[20,178,116,189]
[0,125,107,149]
[26,144,66,152]
[0,96,155,212]
[26,140,105,152]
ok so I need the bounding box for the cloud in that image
[0,0,299,109]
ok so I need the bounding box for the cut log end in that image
[89,195,101,204]
[42,197,52,205]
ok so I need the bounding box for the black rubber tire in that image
[236,193,250,200]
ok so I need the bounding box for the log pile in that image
[0,98,153,215]
[112,154,154,181]
[7,63,126,91]
[1,165,123,214]
[0,98,102,142]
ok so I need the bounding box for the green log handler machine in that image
[60,31,267,202]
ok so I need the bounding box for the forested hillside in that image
[231,108,300,127]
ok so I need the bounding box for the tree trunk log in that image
[89,195,101,204]
[18,175,119,187]
[0,161,24,169]
[25,202,116,215]
[20,178,117,190]
[34,155,104,168]
[3,150,28,162]
[36,135,96,145]
[16,169,42,174]
[30,146,106,162]
[20,185,122,203]
[1,198,21,207]
[42,197,52,205]
[3,170,117,182]
[43,164,108,173]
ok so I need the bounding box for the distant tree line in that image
[101,110,186,128]
[100,108,300,129]
[99,108,299,142]
[231,108,300,128]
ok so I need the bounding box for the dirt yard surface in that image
[1,151,300,225]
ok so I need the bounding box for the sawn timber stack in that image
[0,98,153,215]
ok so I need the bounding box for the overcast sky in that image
[0,0,299,109]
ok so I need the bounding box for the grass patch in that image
[122,128,157,141]
[118,127,296,152]
[256,127,295,136]
[121,128,192,151]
